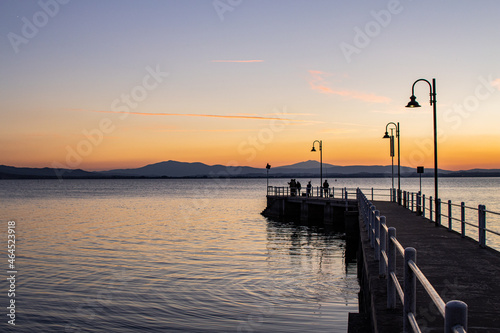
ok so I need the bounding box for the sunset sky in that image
[1,0,500,171]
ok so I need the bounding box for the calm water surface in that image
[2,177,499,332]
[1,179,359,332]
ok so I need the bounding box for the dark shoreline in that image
[2,173,500,180]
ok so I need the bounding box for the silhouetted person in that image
[288,179,297,196]
[296,181,301,195]
[306,181,312,197]
[323,179,329,197]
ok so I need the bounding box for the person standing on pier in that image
[323,179,329,197]
[306,181,312,197]
[288,179,297,196]
[296,181,302,196]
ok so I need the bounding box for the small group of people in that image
[288,179,330,197]
[287,179,301,196]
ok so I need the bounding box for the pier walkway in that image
[359,198,500,332]
[264,186,500,332]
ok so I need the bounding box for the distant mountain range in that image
[1,160,500,179]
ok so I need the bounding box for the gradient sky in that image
[1,0,500,171]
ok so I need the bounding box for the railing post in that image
[363,197,368,228]
[371,209,379,248]
[430,196,433,222]
[436,198,441,226]
[398,189,402,205]
[479,204,486,248]
[375,213,381,261]
[369,205,376,247]
[363,198,368,228]
[411,192,414,212]
[371,187,374,201]
[379,216,387,277]
[422,194,426,218]
[444,300,468,333]
[387,227,396,309]
[404,247,417,333]
[461,202,465,238]
[345,190,349,211]
[448,200,452,231]
[403,191,407,208]
[416,191,422,216]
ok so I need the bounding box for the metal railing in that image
[358,188,468,333]
[267,185,352,199]
[267,186,391,201]
[394,189,500,248]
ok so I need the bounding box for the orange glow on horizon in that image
[2,130,499,172]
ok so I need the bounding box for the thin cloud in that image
[265,112,315,116]
[159,128,257,133]
[320,128,359,135]
[74,109,304,122]
[491,78,500,90]
[212,60,264,63]
[308,70,391,104]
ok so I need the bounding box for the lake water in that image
[1,177,499,332]
[1,179,359,332]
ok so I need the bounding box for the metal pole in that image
[391,152,394,189]
[430,196,433,222]
[419,173,422,194]
[436,198,441,226]
[266,168,269,190]
[422,194,426,218]
[397,122,401,200]
[432,79,438,225]
[448,200,452,231]
[391,128,394,190]
[479,204,486,248]
[375,212,381,260]
[417,191,421,216]
[461,202,465,237]
[320,141,323,196]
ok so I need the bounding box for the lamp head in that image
[266,163,271,169]
[383,131,391,139]
[311,146,316,152]
[406,95,421,108]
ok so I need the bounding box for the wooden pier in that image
[263,186,500,332]
[356,191,500,333]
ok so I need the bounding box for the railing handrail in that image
[267,186,392,201]
[393,189,500,248]
[357,188,468,333]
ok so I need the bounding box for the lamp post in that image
[383,122,400,203]
[406,78,438,224]
[311,140,322,197]
[266,163,271,192]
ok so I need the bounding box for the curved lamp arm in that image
[311,140,322,151]
[385,122,399,138]
[410,78,436,106]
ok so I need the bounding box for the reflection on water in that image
[0,179,359,332]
